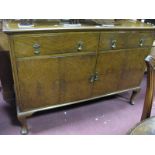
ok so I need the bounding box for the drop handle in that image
[139,39,144,47]
[111,40,117,49]
[77,41,83,51]
[33,43,40,55]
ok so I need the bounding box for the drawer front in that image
[99,31,154,51]
[13,32,99,57]
[127,31,154,48]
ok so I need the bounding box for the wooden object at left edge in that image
[0,21,15,104]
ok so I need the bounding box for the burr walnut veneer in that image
[3,20,155,134]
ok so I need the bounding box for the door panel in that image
[59,53,96,103]
[92,50,125,96]
[93,48,150,97]
[17,57,60,111]
[118,48,150,90]
[17,53,96,111]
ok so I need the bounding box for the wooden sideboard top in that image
[0,21,9,51]
[3,19,155,33]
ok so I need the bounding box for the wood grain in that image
[4,19,155,134]
[13,32,99,57]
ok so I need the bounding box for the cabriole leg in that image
[130,88,141,105]
[17,115,28,135]
[17,112,32,135]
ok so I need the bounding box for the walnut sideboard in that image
[3,20,155,134]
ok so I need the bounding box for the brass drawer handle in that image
[139,39,144,47]
[77,41,83,51]
[33,43,40,55]
[111,40,116,49]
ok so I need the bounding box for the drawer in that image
[126,31,154,48]
[99,31,154,51]
[13,32,99,57]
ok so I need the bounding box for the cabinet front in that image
[12,30,154,112]
[16,53,96,111]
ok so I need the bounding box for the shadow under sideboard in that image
[0,50,15,104]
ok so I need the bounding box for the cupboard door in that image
[118,48,150,90]
[59,53,96,103]
[17,52,96,111]
[92,50,125,96]
[17,57,60,112]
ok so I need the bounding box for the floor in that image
[0,75,155,135]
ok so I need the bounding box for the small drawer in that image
[126,31,154,48]
[13,32,99,57]
[99,31,154,51]
[99,31,127,50]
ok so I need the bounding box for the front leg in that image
[17,114,29,135]
[17,112,32,135]
[130,88,141,105]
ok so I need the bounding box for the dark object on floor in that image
[144,19,155,25]
[0,51,15,104]
[130,55,155,135]
[0,28,15,104]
